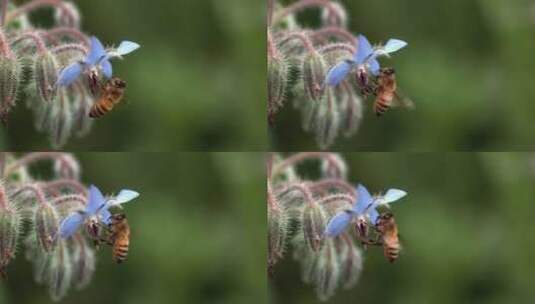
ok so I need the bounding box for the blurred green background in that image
[0,0,266,151]
[272,0,535,151]
[270,153,535,303]
[0,153,266,304]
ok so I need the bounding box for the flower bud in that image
[71,236,95,290]
[0,200,21,270]
[72,94,94,137]
[302,51,328,102]
[268,202,288,271]
[268,52,289,123]
[49,91,73,149]
[302,203,327,252]
[339,86,363,138]
[34,203,60,253]
[54,2,81,28]
[48,241,73,301]
[314,88,340,150]
[34,51,60,103]
[337,238,363,289]
[316,240,340,301]
[321,2,348,28]
[0,53,21,122]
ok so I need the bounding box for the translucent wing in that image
[324,210,354,237]
[392,91,415,109]
[86,185,106,215]
[383,39,408,54]
[382,188,407,204]
[60,212,85,239]
[355,34,374,65]
[116,41,140,56]
[325,60,354,86]
[86,36,107,65]
[354,184,373,214]
[57,62,83,86]
[111,189,140,206]
[100,59,113,78]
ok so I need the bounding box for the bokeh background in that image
[270,153,535,303]
[271,0,535,151]
[0,153,266,304]
[0,0,266,151]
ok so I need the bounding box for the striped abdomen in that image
[112,237,129,263]
[374,92,394,116]
[89,98,114,118]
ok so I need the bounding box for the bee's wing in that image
[325,210,355,237]
[392,91,415,109]
[382,189,407,204]
[383,39,408,54]
[60,211,85,239]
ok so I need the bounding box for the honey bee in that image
[358,68,414,116]
[89,77,127,118]
[106,213,130,264]
[375,212,401,263]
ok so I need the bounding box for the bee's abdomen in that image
[89,99,113,118]
[113,241,129,263]
[384,244,400,263]
[374,97,391,116]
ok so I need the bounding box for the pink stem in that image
[0,184,7,209]
[44,27,89,46]
[273,0,340,25]
[41,179,87,195]
[4,153,75,177]
[267,0,274,26]
[0,0,8,27]
[10,32,47,53]
[0,28,13,57]
[318,42,355,56]
[51,43,87,56]
[308,178,355,195]
[272,152,343,177]
[277,31,316,53]
[51,194,86,206]
[273,182,315,206]
[10,184,47,205]
[317,193,354,206]
[6,0,75,25]
[310,27,357,45]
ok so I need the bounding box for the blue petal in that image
[382,189,407,204]
[116,41,140,56]
[325,210,354,237]
[325,60,354,86]
[60,212,85,239]
[86,36,107,65]
[369,208,380,225]
[99,206,112,225]
[368,58,380,75]
[57,62,83,86]
[355,34,374,65]
[113,189,140,205]
[354,184,373,214]
[383,39,408,54]
[100,59,113,78]
[86,185,106,215]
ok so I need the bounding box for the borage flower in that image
[60,185,139,239]
[57,37,140,87]
[324,184,406,237]
[325,34,408,87]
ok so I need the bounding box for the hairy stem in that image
[6,0,75,25]
[310,27,357,45]
[308,178,355,195]
[277,31,316,53]
[273,0,340,25]
[51,194,86,206]
[0,183,7,209]
[0,0,8,27]
[0,28,13,57]
[10,31,47,53]
[44,27,89,46]
[272,152,343,177]
[10,184,47,205]
[317,193,354,206]
[41,179,87,196]
[4,153,75,177]
[274,182,315,207]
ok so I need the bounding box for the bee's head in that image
[381,68,395,76]
[113,213,126,221]
[379,212,394,220]
[111,77,127,88]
